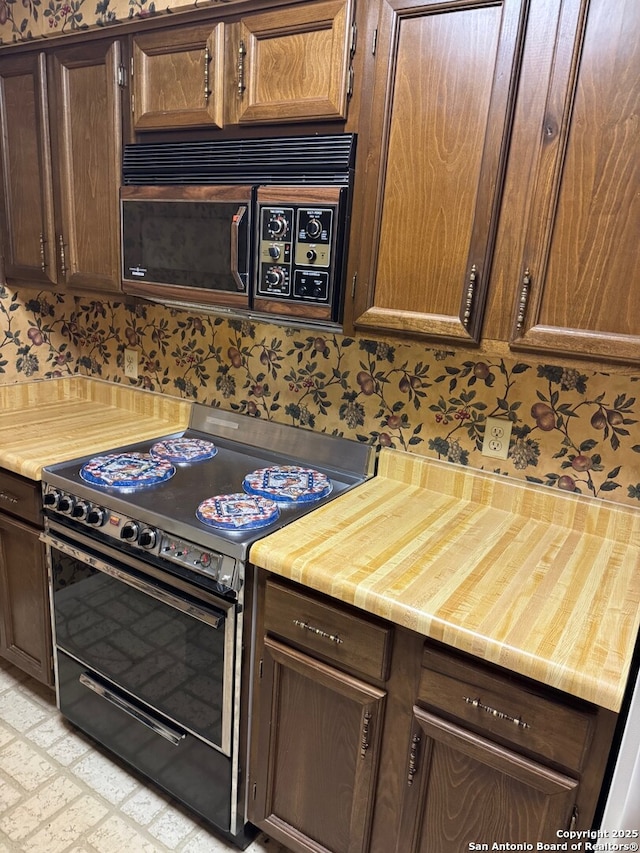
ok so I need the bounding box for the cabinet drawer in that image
[418,644,595,773]
[0,468,42,526]
[264,580,393,682]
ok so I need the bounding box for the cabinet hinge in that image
[117,63,127,89]
[372,27,378,55]
[252,782,257,800]
[259,658,263,679]
[351,272,357,299]
[350,21,357,56]
[347,65,354,99]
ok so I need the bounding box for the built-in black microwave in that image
[120,135,356,328]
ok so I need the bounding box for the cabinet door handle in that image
[515,268,531,332]
[407,732,421,786]
[237,40,246,98]
[204,45,211,103]
[462,264,478,329]
[463,695,530,729]
[360,710,372,759]
[292,619,343,644]
[58,234,67,278]
[39,233,47,272]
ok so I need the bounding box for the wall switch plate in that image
[124,348,139,379]
[481,417,512,460]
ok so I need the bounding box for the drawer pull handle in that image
[407,733,421,786]
[360,710,372,759]
[0,491,18,505]
[293,619,343,645]
[463,696,530,729]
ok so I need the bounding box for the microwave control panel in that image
[253,187,348,322]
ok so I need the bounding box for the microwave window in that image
[122,200,249,292]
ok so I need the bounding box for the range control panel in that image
[253,186,349,322]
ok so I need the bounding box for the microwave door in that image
[120,186,252,310]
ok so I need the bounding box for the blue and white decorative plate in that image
[80,453,176,488]
[196,493,280,530]
[243,465,332,503]
[150,438,218,464]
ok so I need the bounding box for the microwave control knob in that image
[121,521,139,542]
[86,507,106,527]
[57,495,75,515]
[268,245,281,260]
[306,249,317,263]
[267,215,288,238]
[138,528,157,549]
[306,218,322,239]
[71,501,90,520]
[266,268,285,288]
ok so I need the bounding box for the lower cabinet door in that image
[250,636,386,853]
[397,706,579,853]
[0,513,52,686]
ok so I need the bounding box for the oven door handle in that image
[79,672,186,746]
[42,532,225,629]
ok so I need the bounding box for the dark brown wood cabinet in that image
[250,573,617,853]
[394,644,616,852]
[129,0,356,132]
[230,0,355,126]
[48,39,126,294]
[397,708,578,852]
[0,52,58,287]
[249,578,392,853]
[131,22,225,131]
[0,38,125,294]
[507,0,640,364]
[0,469,52,687]
[351,0,528,344]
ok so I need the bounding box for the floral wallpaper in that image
[0,0,234,43]
[3,283,640,510]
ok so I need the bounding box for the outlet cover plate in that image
[481,417,512,460]
[124,348,139,379]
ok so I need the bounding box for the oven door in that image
[121,184,253,310]
[44,522,235,758]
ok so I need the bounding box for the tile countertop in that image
[0,377,192,480]
[250,447,640,713]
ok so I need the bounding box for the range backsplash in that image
[3,285,640,510]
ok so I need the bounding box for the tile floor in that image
[0,658,290,853]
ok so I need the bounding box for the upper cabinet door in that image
[0,52,58,287]
[132,23,225,131]
[231,0,354,125]
[48,40,125,293]
[352,0,528,343]
[510,0,640,365]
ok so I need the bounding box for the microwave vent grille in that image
[122,134,356,186]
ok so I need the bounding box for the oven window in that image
[121,200,249,291]
[51,548,230,751]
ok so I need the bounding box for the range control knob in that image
[121,521,139,542]
[86,507,106,527]
[138,528,157,549]
[43,490,61,508]
[57,495,75,515]
[71,501,90,520]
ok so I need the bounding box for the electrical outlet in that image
[124,348,139,379]
[481,417,512,460]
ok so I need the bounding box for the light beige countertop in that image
[250,447,640,713]
[0,377,191,480]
